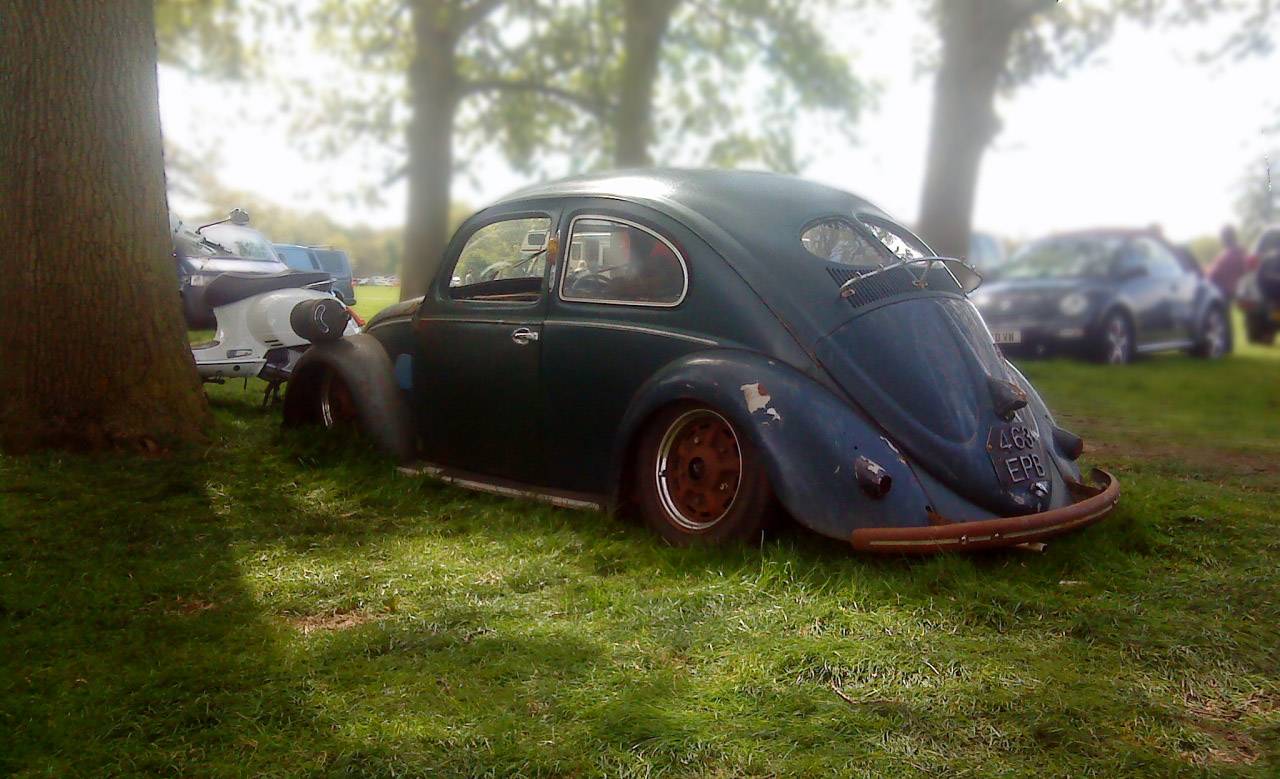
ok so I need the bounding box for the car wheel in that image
[1094,312,1134,365]
[634,404,774,546]
[318,370,359,429]
[1191,306,1231,359]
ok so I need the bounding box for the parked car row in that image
[172,209,357,327]
[971,228,1231,363]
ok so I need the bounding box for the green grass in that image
[3,307,1278,776]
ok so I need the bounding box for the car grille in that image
[828,265,961,309]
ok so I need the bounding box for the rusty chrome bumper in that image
[850,469,1119,554]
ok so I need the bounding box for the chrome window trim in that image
[543,319,718,346]
[558,214,690,308]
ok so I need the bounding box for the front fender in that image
[283,333,414,463]
[611,349,935,541]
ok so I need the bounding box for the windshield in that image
[200,223,280,261]
[1001,236,1121,280]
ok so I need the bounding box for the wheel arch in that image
[607,349,935,540]
[282,333,414,463]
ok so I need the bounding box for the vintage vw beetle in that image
[284,170,1119,553]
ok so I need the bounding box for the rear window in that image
[276,245,318,271]
[312,249,350,275]
[800,216,931,267]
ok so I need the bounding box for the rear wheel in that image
[633,404,774,546]
[318,370,358,429]
[1191,306,1231,359]
[1094,312,1134,365]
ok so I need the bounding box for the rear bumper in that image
[850,469,1119,554]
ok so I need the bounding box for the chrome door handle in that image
[511,327,539,345]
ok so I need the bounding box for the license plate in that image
[986,422,1047,488]
[992,329,1022,345]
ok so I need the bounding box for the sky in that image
[158,5,1276,244]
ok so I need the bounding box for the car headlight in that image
[1059,292,1089,317]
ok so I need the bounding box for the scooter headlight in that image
[1059,292,1089,318]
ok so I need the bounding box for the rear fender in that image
[612,350,934,540]
[283,333,414,463]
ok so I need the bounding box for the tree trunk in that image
[614,0,680,167]
[917,1,1023,261]
[400,6,459,301]
[0,0,209,453]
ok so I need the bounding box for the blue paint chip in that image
[394,354,413,390]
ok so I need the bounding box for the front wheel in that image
[1191,306,1232,359]
[633,404,775,547]
[1093,312,1134,365]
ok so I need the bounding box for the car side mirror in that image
[228,208,250,226]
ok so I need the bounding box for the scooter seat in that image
[204,271,333,309]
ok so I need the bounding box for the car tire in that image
[633,403,775,547]
[1093,311,1134,365]
[1191,305,1232,359]
[1244,310,1277,345]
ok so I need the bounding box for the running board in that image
[396,462,605,512]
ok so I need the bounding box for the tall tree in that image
[916,0,1148,259]
[0,1,209,452]
[310,0,866,299]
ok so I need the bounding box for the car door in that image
[412,206,559,484]
[1114,239,1171,346]
[540,200,707,495]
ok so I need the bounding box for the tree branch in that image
[461,78,613,117]
[457,0,506,32]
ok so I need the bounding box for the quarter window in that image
[449,216,552,301]
[560,217,687,306]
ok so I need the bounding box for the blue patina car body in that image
[286,169,1118,552]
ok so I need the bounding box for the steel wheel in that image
[1201,308,1229,359]
[1102,314,1133,365]
[319,371,358,428]
[655,409,742,531]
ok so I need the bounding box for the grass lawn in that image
[2,299,1277,776]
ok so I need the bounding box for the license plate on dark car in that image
[986,422,1047,488]
[991,329,1022,345]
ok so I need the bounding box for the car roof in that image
[493,169,906,343]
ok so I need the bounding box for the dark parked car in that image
[274,244,357,305]
[283,170,1118,553]
[173,211,291,328]
[972,229,1231,364]
[1239,225,1280,344]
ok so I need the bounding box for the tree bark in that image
[917,1,1025,261]
[400,3,461,301]
[0,0,209,453]
[614,0,681,167]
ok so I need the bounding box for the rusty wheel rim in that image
[319,372,357,428]
[655,409,742,532]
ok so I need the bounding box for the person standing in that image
[1207,225,1249,300]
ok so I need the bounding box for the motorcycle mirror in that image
[228,208,250,226]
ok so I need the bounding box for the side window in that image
[560,217,688,306]
[1115,241,1151,277]
[1143,240,1184,278]
[449,216,552,301]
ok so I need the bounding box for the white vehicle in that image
[191,270,360,403]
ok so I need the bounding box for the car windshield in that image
[200,223,280,261]
[1001,237,1121,280]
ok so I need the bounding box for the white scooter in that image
[191,270,361,404]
